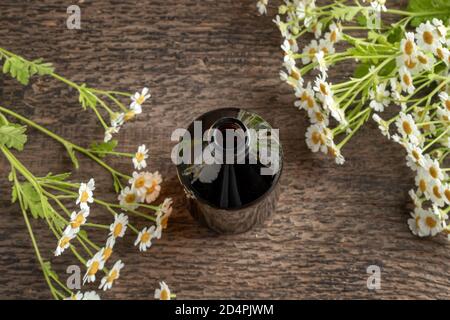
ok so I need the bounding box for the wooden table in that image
[0,0,448,300]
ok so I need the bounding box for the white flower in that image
[325,23,341,44]
[99,260,124,291]
[399,66,415,94]
[429,179,445,207]
[110,112,125,128]
[109,213,129,239]
[69,208,90,232]
[155,198,173,239]
[369,83,390,112]
[415,168,430,198]
[400,32,417,57]
[309,109,329,126]
[423,155,444,182]
[370,0,387,12]
[144,171,162,204]
[405,142,425,171]
[302,40,318,65]
[104,126,119,143]
[118,186,139,210]
[130,87,150,111]
[133,144,149,170]
[313,74,333,102]
[314,50,328,74]
[54,226,76,256]
[83,249,105,284]
[395,112,420,145]
[256,0,268,15]
[154,281,172,300]
[102,236,115,262]
[273,15,289,38]
[82,291,101,300]
[129,171,152,199]
[416,52,435,72]
[418,208,443,236]
[408,189,423,208]
[305,124,327,153]
[372,114,390,139]
[294,82,317,113]
[408,208,422,236]
[76,179,95,210]
[134,226,156,252]
[312,22,323,39]
[318,38,335,56]
[439,92,450,111]
[415,21,439,53]
[432,18,447,43]
[434,46,450,64]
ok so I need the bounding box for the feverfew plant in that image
[0,48,175,299]
[258,0,450,239]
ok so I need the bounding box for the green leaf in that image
[379,59,397,77]
[20,182,49,219]
[353,63,371,78]
[11,184,18,203]
[89,140,118,158]
[42,172,72,182]
[64,143,79,169]
[0,124,27,151]
[1,55,54,85]
[407,0,450,27]
[78,85,97,110]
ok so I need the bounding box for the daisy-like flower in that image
[369,0,387,12]
[273,15,289,38]
[395,112,420,145]
[405,142,425,171]
[439,92,450,112]
[435,46,450,64]
[154,281,172,300]
[69,208,90,232]
[369,83,390,112]
[408,208,422,236]
[294,83,317,113]
[133,144,149,170]
[302,39,319,65]
[318,38,335,56]
[442,183,450,205]
[118,186,139,210]
[82,291,101,300]
[432,18,447,43]
[99,260,124,291]
[418,207,443,236]
[83,249,105,284]
[416,52,435,72]
[400,32,417,57]
[437,107,450,122]
[309,109,329,127]
[104,126,120,143]
[326,143,345,165]
[311,22,323,39]
[429,179,445,207]
[102,236,115,262]
[423,155,444,182]
[313,74,333,102]
[314,50,328,74]
[110,112,125,128]
[409,189,423,208]
[144,171,162,204]
[76,178,95,210]
[155,198,173,239]
[134,226,156,252]
[55,226,76,256]
[396,54,420,75]
[129,171,152,199]
[256,0,268,15]
[415,168,430,198]
[109,213,129,239]
[305,124,327,153]
[325,23,341,44]
[399,66,415,95]
[372,114,390,139]
[415,21,440,53]
[130,87,151,111]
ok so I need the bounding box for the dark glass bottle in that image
[175,108,282,234]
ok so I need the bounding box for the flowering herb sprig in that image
[0,50,175,299]
[259,0,450,238]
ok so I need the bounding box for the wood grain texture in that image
[1,0,449,300]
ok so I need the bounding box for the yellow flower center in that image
[418,55,427,64]
[433,185,442,198]
[88,261,99,276]
[419,179,427,193]
[113,223,123,238]
[141,231,151,244]
[71,213,85,229]
[404,40,414,55]
[412,150,420,161]
[146,180,158,195]
[134,177,146,189]
[308,48,317,57]
[160,288,170,300]
[136,95,145,105]
[330,30,337,43]
[425,216,437,228]
[107,270,118,284]
[124,111,135,121]
[405,58,417,70]
[125,193,136,204]
[319,83,328,96]
[321,47,329,55]
[327,146,337,158]
[160,215,169,229]
[402,121,412,135]
[445,100,450,111]
[135,152,145,162]
[315,112,324,122]
[445,189,450,202]
[103,247,113,261]
[423,31,434,45]
[436,48,444,60]
[80,191,89,203]
[402,74,411,86]
[429,166,438,179]
[311,131,323,145]
[290,69,301,80]
[59,236,70,248]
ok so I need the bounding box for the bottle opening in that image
[210,117,249,156]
